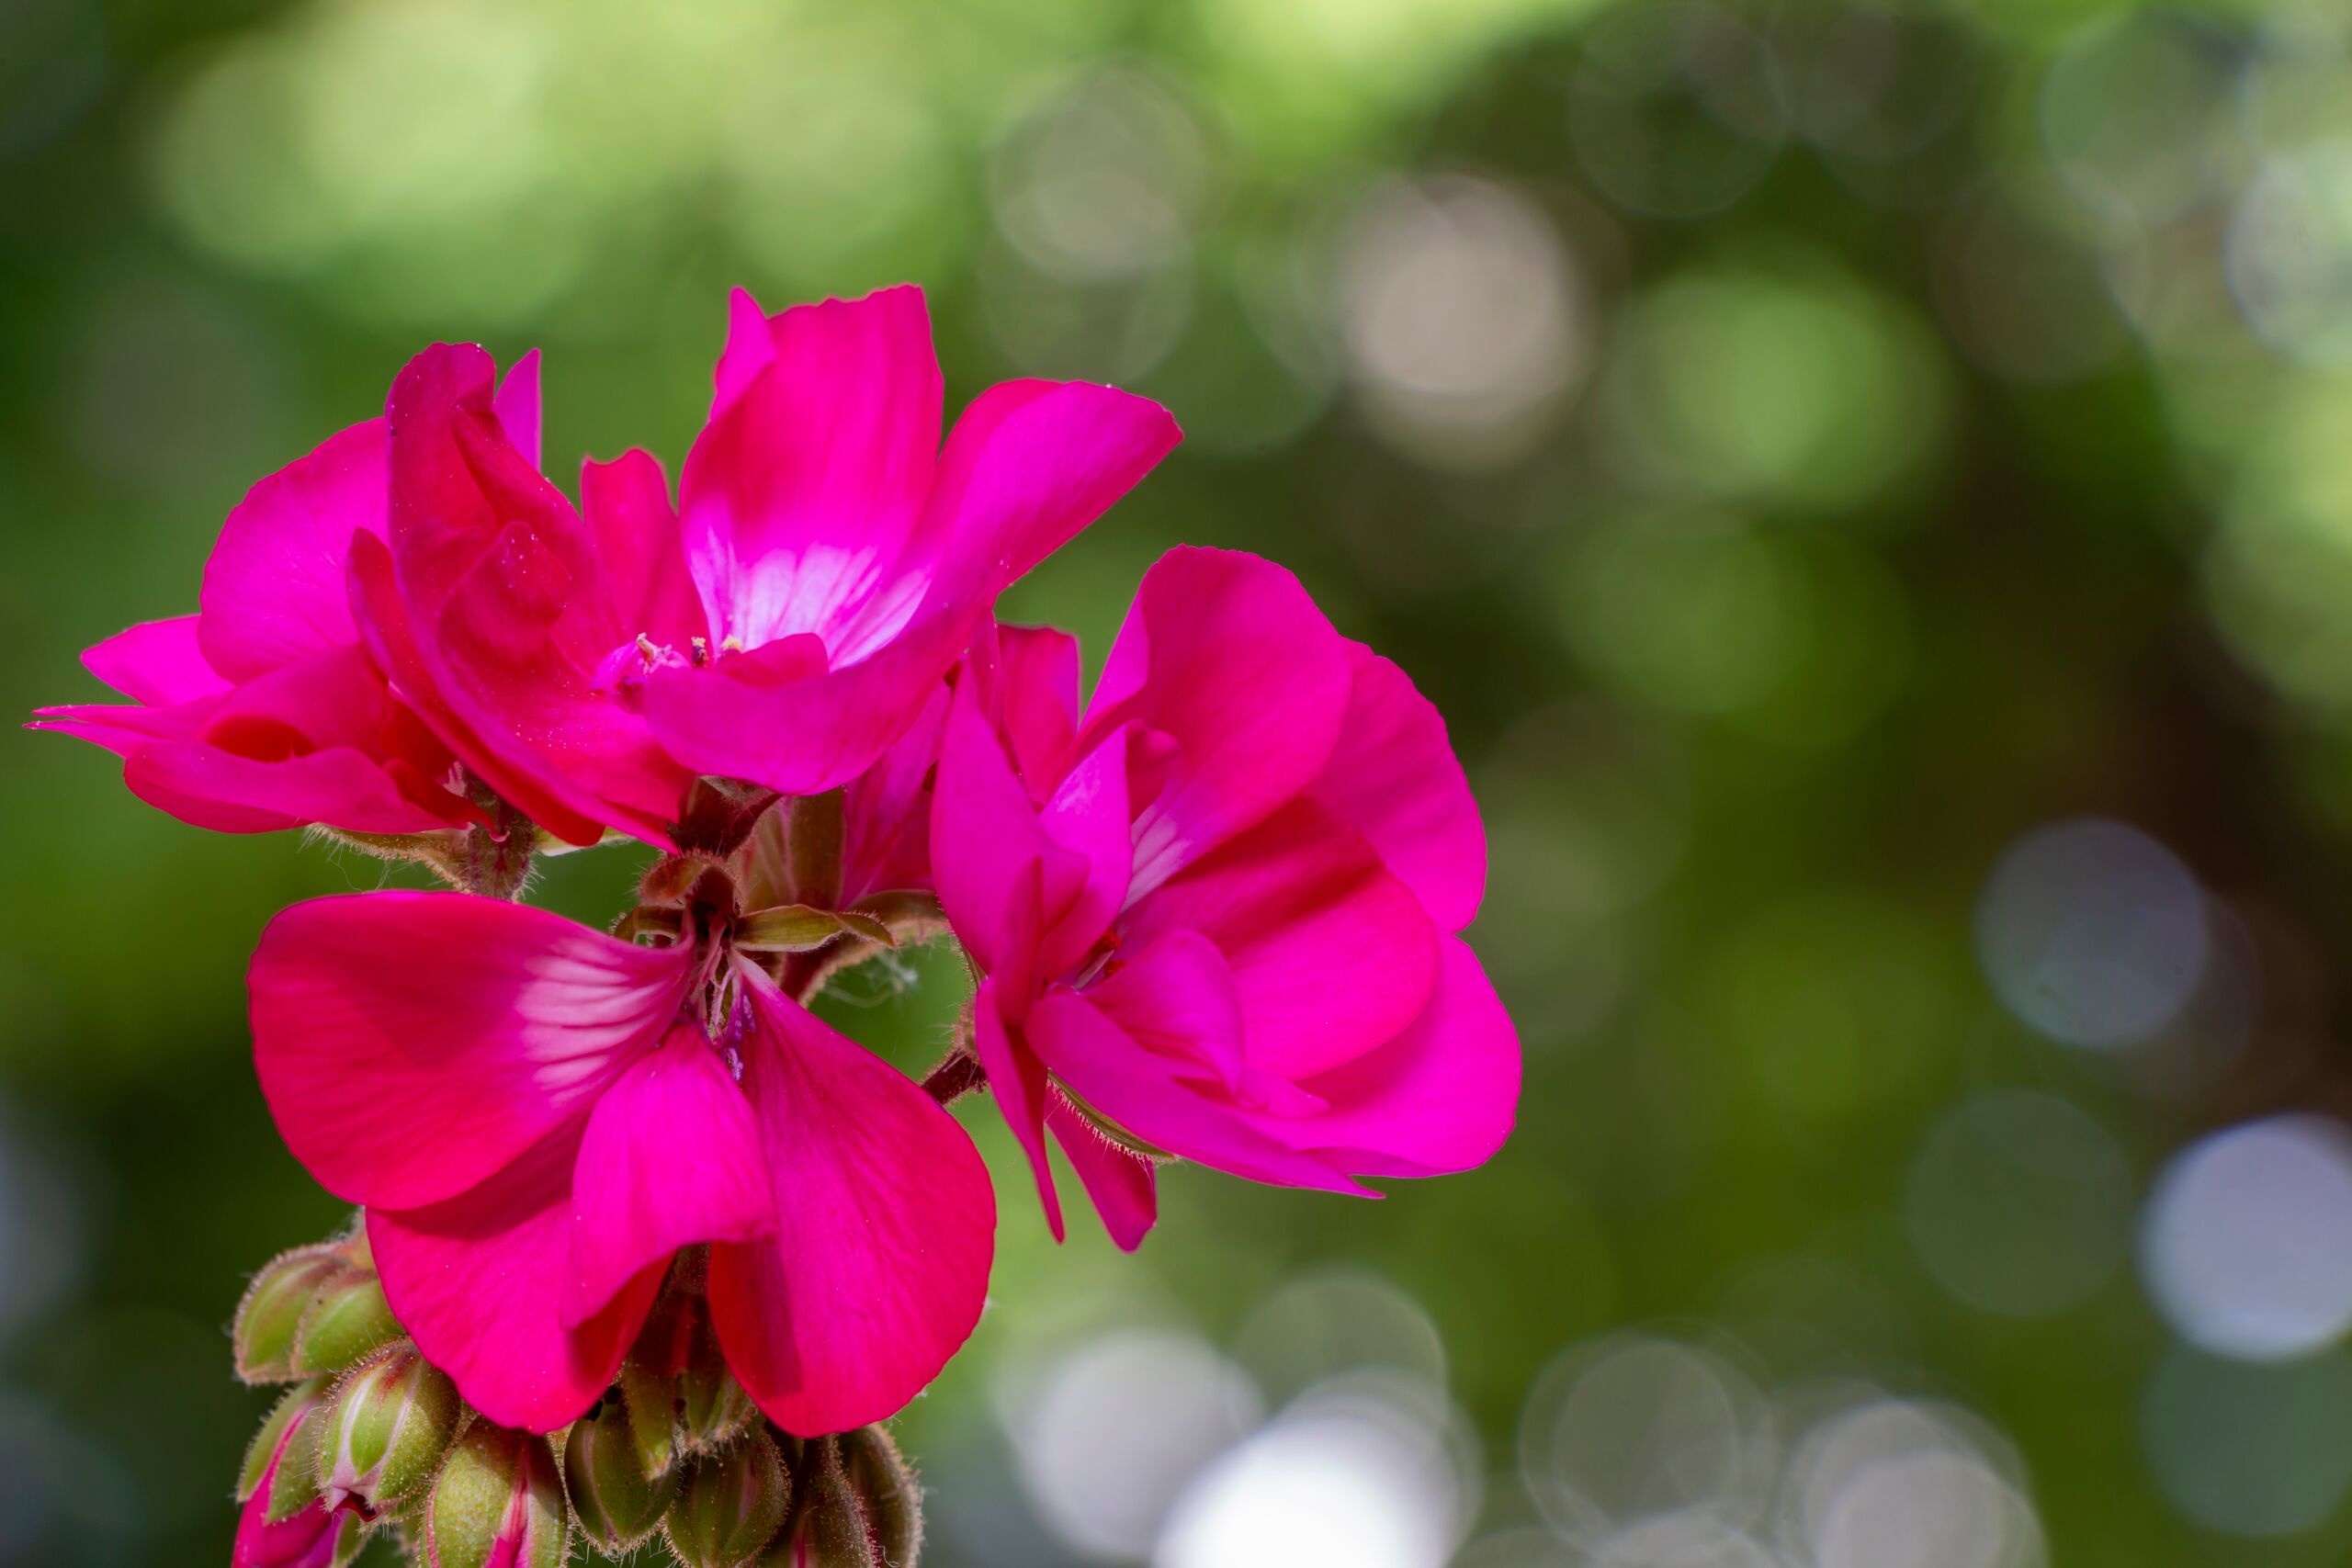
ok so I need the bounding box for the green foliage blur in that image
[9,0,2352,1562]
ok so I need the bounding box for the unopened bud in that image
[240,1378,329,1503]
[565,1394,679,1554]
[234,1390,364,1567]
[235,1247,345,1383]
[424,1424,570,1568]
[289,1266,401,1377]
[618,1278,756,1473]
[665,1429,790,1568]
[761,1427,923,1568]
[314,1343,459,1509]
[678,1354,759,1457]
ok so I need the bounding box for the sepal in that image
[289,1266,401,1376]
[424,1423,570,1568]
[664,1428,790,1568]
[314,1341,460,1509]
[565,1393,680,1554]
[234,1246,346,1383]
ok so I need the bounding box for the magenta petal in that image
[1286,937,1520,1178]
[582,447,707,649]
[370,1122,662,1433]
[1044,1094,1159,1252]
[710,286,776,419]
[30,696,210,758]
[1035,728,1133,976]
[994,622,1081,795]
[1080,930,1247,1094]
[198,420,387,682]
[974,978,1061,1242]
[564,1023,774,1328]
[1025,991,1372,1197]
[1123,801,1439,1081]
[707,965,995,1436]
[125,742,459,835]
[679,286,943,650]
[1310,645,1486,932]
[250,891,693,1209]
[931,679,1056,984]
[494,348,543,473]
[1082,548,1355,896]
[839,681,948,903]
[81,615,228,705]
[638,611,960,799]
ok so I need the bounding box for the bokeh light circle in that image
[2142,1113,2352,1361]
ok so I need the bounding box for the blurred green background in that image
[12,0,2352,1562]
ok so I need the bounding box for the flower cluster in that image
[35,286,1520,1567]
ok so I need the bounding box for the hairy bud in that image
[665,1429,790,1568]
[618,1277,758,1477]
[234,1246,346,1383]
[565,1394,680,1554]
[763,1427,922,1568]
[289,1265,401,1377]
[314,1342,459,1509]
[425,1424,570,1568]
[233,1386,364,1568]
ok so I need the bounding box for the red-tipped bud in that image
[665,1429,790,1568]
[762,1427,923,1568]
[565,1394,680,1554]
[234,1247,345,1384]
[232,1387,365,1568]
[289,1265,401,1377]
[314,1342,459,1509]
[424,1424,570,1568]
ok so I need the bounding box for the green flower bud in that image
[618,1352,682,1481]
[425,1424,570,1568]
[263,1394,328,1525]
[665,1429,790,1568]
[234,1246,345,1383]
[679,1355,760,1458]
[314,1343,459,1509]
[239,1377,331,1503]
[289,1266,401,1377]
[762,1427,923,1568]
[565,1395,680,1554]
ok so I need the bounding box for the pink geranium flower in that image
[932,547,1520,1249]
[355,285,1181,849]
[28,363,540,836]
[247,887,994,1436]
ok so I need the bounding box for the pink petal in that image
[494,348,542,473]
[1080,548,1354,897]
[994,622,1081,796]
[125,741,466,835]
[81,615,228,705]
[823,379,1182,669]
[582,447,707,650]
[370,1121,662,1432]
[839,680,948,903]
[1309,645,1486,932]
[974,977,1061,1241]
[346,532,608,848]
[1035,727,1134,976]
[1282,936,1520,1179]
[709,285,778,421]
[637,608,962,799]
[930,679,1057,987]
[1121,801,1439,1081]
[564,1023,774,1328]
[250,891,694,1209]
[198,420,387,682]
[679,286,943,651]
[30,696,211,758]
[1080,930,1247,1095]
[1025,990,1371,1196]
[1045,1093,1158,1252]
[707,964,995,1436]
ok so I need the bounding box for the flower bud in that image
[665,1429,789,1568]
[761,1427,923,1568]
[424,1424,570,1568]
[233,1390,364,1568]
[314,1342,459,1509]
[234,1246,345,1383]
[239,1378,330,1503]
[678,1353,760,1457]
[289,1265,401,1377]
[618,1279,758,1473]
[565,1394,680,1554]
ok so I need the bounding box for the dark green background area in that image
[6,0,2352,1562]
